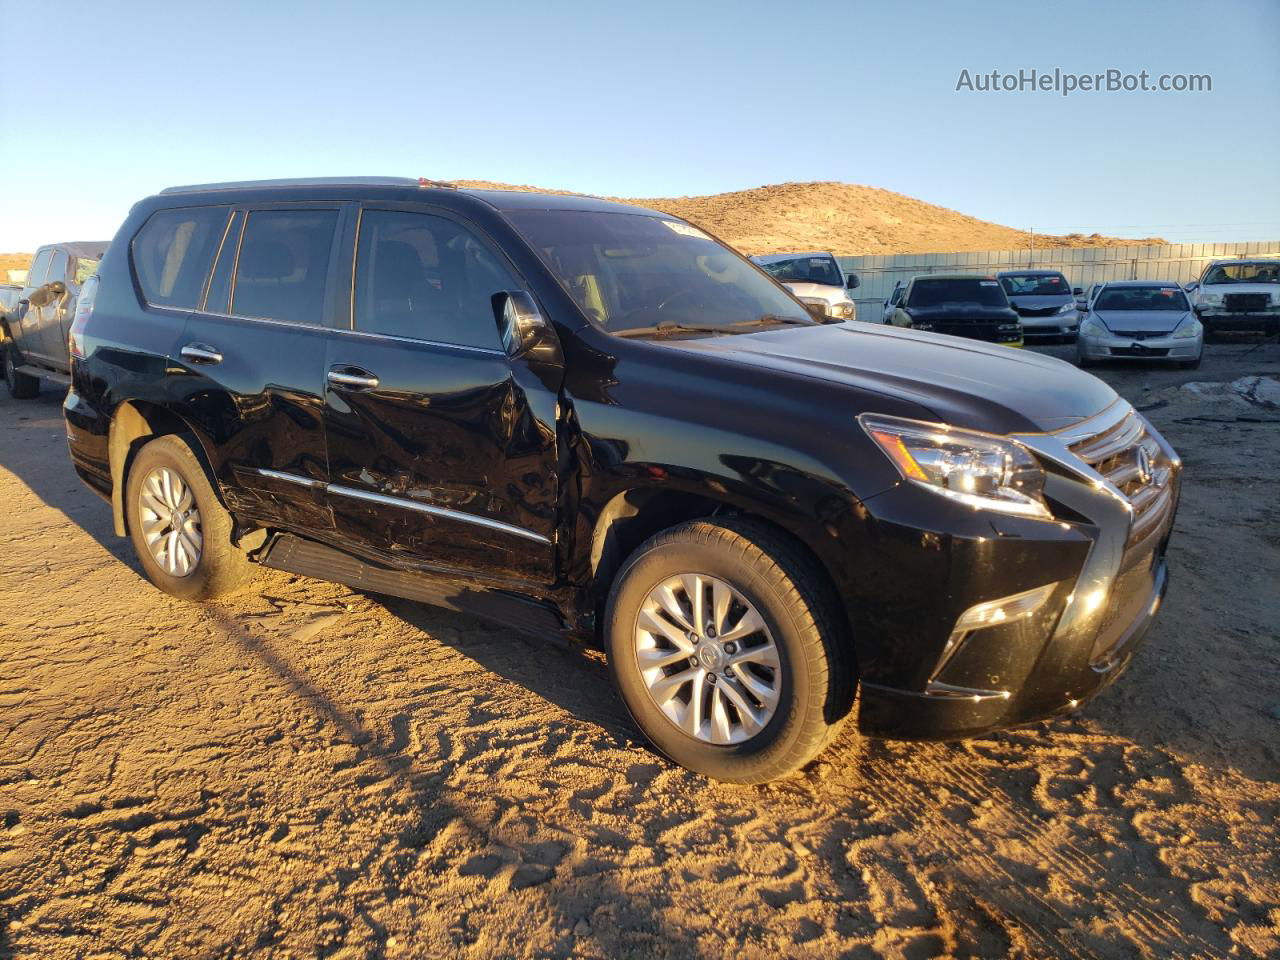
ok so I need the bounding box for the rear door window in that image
[25,249,52,291]
[352,209,514,349]
[232,210,339,325]
[132,206,231,309]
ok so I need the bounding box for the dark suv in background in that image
[65,178,1180,783]
[2,241,109,397]
[887,273,1024,346]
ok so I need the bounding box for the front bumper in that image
[1019,312,1080,338]
[1078,331,1201,362]
[1195,308,1280,333]
[850,408,1180,740]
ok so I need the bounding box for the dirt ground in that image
[1,341,1277,959]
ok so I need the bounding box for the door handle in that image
[180,343,223,364]
[327,367,380,390]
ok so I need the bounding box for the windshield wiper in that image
[612,321,734,339]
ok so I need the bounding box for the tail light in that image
[69,275,99,361]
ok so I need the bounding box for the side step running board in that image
[16,365,71,386]
[259,533,566,641]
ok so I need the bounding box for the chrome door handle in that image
[327,367,380,390]
[180,343,223,364]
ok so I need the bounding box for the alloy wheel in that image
[633,573,781,745]
[138,466,203,577]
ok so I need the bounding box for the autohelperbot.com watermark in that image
[955,68,1212,96]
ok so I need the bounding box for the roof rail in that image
[159,176,423,195]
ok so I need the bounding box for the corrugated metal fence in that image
[837,241,1280,323]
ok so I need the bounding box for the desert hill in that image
[456,179,1160,255]
[1,180,1160,274]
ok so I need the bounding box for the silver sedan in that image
[1077,281,1203,369]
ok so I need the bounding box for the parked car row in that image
[1,241,109,398]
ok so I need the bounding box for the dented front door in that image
[322,336,559,586]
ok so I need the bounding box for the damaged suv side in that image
[65,178,1180,783]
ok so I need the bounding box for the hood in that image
[1094,310,1190,333]
[1008,294,1073,309]
[665,322,1116,434]
[902,303,1019,322]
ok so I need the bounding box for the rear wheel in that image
[604,517,853,784]
[125,435,255,601]
[3,345,39,399]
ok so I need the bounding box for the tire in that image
[124,435,255,601]
[3,344,40,399]
[1077,353,1095,369]
[1179,353,1202,370]
[604,517,854,784]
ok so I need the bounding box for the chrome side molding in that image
[255,469,550,545]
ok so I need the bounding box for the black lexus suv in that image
[64,178,1181,783]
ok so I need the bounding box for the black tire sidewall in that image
[125,437,238,601]
[605,530,825,782]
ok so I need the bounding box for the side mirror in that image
[493,290,562,364]
[1183,282,1198,293]
[845,273,860,290]
[1072,287,1083,296]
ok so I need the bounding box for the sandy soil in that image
[1,343,1277,959]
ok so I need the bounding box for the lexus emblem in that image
[1135,447,1153,485]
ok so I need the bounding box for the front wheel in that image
[3,345,40,399]
[604,518,853,784]
[125,435,255,601]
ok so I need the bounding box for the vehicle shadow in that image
[0,387,137,568]
[199,603,693,959]
[369,595,644,748]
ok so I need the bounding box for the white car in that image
[752,252,859,320]
[1077,281,1203,369]
[1185,259,1280,336]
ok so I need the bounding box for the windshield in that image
[1202,261,1280,284]
[907,278,1008,308]
[999,273,1069,297]
[504,210,811,335]
[1094,287,1189,311]
[758,255,844,288]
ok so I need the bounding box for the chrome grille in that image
[1068,409,1173,545]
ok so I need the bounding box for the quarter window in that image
[232,210,338,325]
[354,210,515,348]
[132,206,230,309]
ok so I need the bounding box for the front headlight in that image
[860,414,1051,518]
[1172,316,1202,339]
[835,301,856,318]
[1199,293,1223,305]
[1057,301,1077,314]
[1081,318,1107,337]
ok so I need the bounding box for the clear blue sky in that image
[4,0,1278,250]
